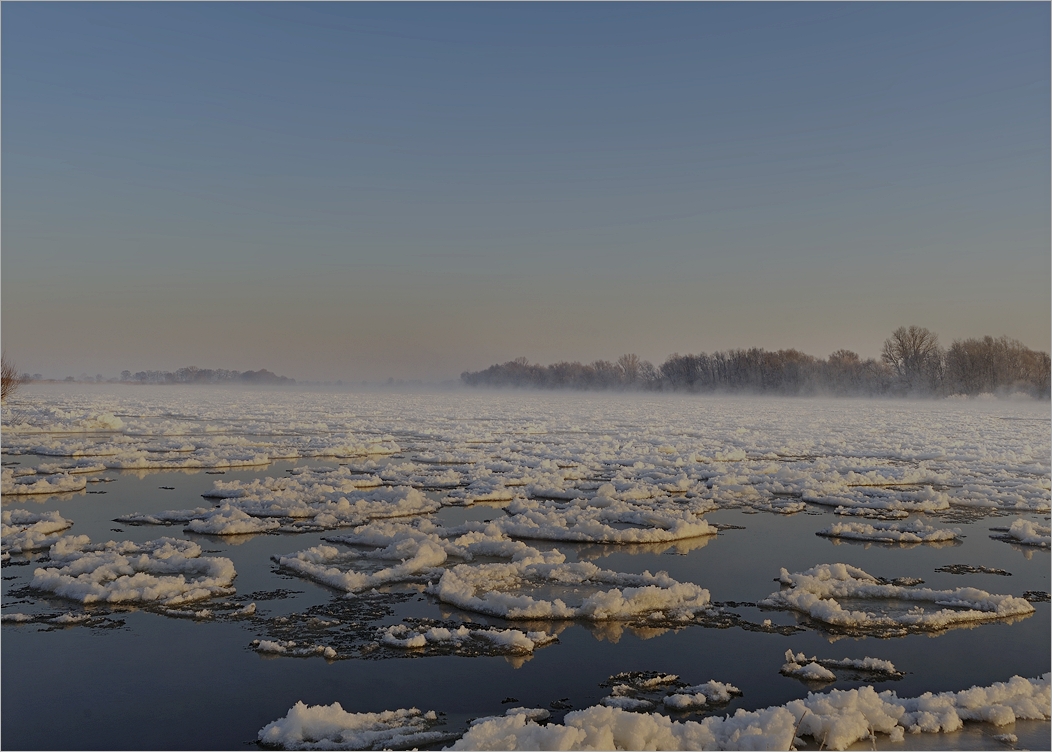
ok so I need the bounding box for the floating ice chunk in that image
[429,557,711,621]
[379,623,556,655]
[186,506,282,535]
[32,536,236,606]
[275,540,448,593]
[601,696,656,711]
[35,460,107,475]
[49,612,92,624]
[788,674,1052,750]
[762,563,1035,632]
[2,510,74,554]
[782,660,837,682]
[990,519,1051,548]
[1,613,35,623]
[502,708,550,722]
[833,507,910,519]
[251,639,336,659]
[781,650,902,682]
[258,702,449,750]
[450,702,796,750]
[803,488,950,513]
[116,508,215,526]
[816,519,961,544]
[663,682,742,710]
[448,674,1050,751]
[1,469,87,495]
[131,471,436,534]
[494,497,718,545]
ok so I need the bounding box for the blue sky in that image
[3,3,1048,382]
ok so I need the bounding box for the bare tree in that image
[617,353,642,385]
[2,353,25,402]
[881,326,943,393]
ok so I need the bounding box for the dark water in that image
[2,456,1049,750]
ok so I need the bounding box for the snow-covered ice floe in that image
[379,623,556,655]
[430,555,710,621]
[258,703,454,750]
[259,674,1049,751]
[597,671,742,712]
[1,510,74,557]
[816,519,961,544]
[273,518,714,623]
[1,468,87,495]
[761,563,1034,633]
[30,536,236,606]
[780,649,903,683]
[990,518,1051,548]
[117,467,438,535]
[252,639,338,659]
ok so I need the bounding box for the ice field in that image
[2,384,1049,750]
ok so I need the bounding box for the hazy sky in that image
[3,3,1049,382]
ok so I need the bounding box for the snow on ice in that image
[259,674,1049,750]
[762,563,1034,633]
[30,536,237,606]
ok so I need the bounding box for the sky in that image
[2,2,1049,383]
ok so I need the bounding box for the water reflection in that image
[573,535,713,562]
[822,536,961,550]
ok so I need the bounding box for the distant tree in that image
[881,326,943,393]
[1,354,25,402]
[617,354,642,386]
[945,336,1051,397]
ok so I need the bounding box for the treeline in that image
[120,366,295,385]
[461,327,1050,398]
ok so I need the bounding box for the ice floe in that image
[441,674,1051,751]
[31,536,237,606]
[379,623,556,654]
[596,671,742,713]
[816,519,961,544]
[258,703,452,750]
[762,563,1034,633]
[990,518,1051,548]
[781,649,902,683]
[1,468,87,495]
[2,510,74,556]
[251,639,337,659]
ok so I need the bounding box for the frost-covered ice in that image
[1,510,74,555]
[762,563,1034,632]
[816,519,961,544]
[443,674,1051,751]
[990,519,1051,548]
[31,536,237,605]
[781,649,902,682]
[258,703,450,750]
